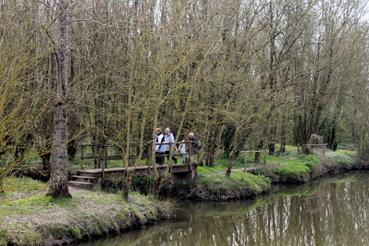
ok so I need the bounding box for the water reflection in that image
[81,173,369,246]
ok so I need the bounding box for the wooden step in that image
[76,170,101,178]
[68,181,94,189]
[71,175,98,183]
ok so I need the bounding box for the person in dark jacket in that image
[188,132,200,153]
[188,132,201,163]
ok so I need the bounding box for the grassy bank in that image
[193,166,271,200]
[261,149,357,183]
[193,147,358,200]
[0,177,173,246]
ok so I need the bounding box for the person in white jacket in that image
[162,128,177,164]
[155,128,165,164]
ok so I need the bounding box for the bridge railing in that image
[146,141,197,180]
[80,143,138,181]
[301,143,327,155]
[80,141,198,180]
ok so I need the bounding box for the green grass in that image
[326,149,356,167]
[0,177,47,201]
[275,162,311,178]
[197,166,271,194]
[211,146,358,182]
[267,153,320,178]
[0,177,172,245]
[213,147,320,180]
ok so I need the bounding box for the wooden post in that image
[98,145,104,182]
[243,152,247,172]
[81,144,84,159]
[104,146,107,173]
[80,144,84,170]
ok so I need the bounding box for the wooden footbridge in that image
[69,163,197,189]
[69,142,198,189]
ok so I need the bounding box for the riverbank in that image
[79,172,369,246]
[0,177,173,246]
[0,148,364,245]
[177,149,364,201]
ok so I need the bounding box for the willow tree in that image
[0,1,47,193]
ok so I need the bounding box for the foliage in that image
[0,0,368,196]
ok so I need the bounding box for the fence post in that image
[243,152,247,172]
[147,143,151,175]
[99,145,105,182]
[80,144,84,170]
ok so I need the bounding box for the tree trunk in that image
[122,170,132,202]
[67,139,77,160]
[268,143,275,155]
[14,145,26,162]
[47,0,71,198]
[40,152,51,176]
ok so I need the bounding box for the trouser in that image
[189,153,198,164]
[180,154,190,164]
[155,152,165,165]
[163,151,177,164]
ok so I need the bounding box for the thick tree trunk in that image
[47,0,71,198]
[255,140,264,163]
[268,143,275,155]
[205,146,216,167]
[67,139,77,160]
[122,170,132,202]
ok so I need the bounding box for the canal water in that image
[81,173,369,246]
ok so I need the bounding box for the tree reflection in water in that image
[82,173,369,246]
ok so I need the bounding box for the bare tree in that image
[47,0,71,198]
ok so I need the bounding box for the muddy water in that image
[81,173,369,246]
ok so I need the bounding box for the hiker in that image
[155,128,165,165]
[188,132,201,163]
[178,139,188,164]
[188,132,200,154]
[162,128,177,164]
